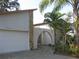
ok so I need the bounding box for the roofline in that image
[0,9,37,15]
[33,23,48,26]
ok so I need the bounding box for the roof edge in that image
[0,8,37,15]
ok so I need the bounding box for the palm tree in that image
[39,0,79,45]
[44,8,71,53]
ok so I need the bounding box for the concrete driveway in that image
[0,46,78,59]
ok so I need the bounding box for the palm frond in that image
[44,12,51,18]
[39,0,54,12]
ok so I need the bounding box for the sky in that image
[18,0,44,24]
[18,0,73,24]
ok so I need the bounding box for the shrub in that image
[69,44,79,56]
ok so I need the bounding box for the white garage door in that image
[0,30,30,54]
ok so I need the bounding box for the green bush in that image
[69,44,79,56]
[54,35,79,55]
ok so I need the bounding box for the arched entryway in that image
[37,31,53,48]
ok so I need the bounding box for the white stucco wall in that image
[33,27,54,49]
[0,12,29,31]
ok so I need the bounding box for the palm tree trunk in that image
[76,16,79,45]
[76,2,79,44]
[53,29,57,54]
[73,1,79,45]
[64,34,66,52]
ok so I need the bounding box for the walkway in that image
[0,46,78,59]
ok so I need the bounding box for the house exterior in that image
[33,24,54,49]
[0,9,36,53]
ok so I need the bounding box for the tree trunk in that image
[53,29,57,54]
[73,0,79,45]
[76,16,79,45]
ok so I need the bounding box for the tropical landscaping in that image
[39,0,79,57]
